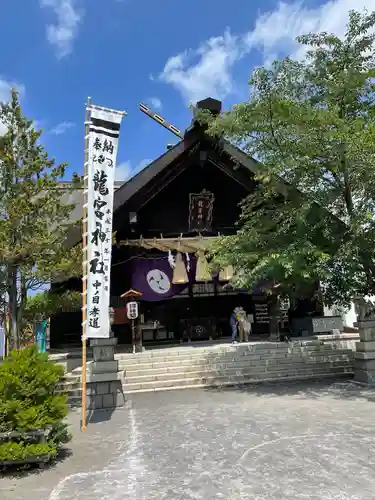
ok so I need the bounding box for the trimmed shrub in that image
[0,441,57,462]
[0,345,71,464]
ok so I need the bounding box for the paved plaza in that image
[2,379,375,499]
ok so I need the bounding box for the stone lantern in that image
[353,296,375,385]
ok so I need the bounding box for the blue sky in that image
[0,0,368,182]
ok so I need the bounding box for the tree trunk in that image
[268,294,280,341]
[7,265,19,351]
[16,276,27,347]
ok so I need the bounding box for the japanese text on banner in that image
[86,108,123,338]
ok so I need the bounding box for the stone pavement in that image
[2,379,375,500]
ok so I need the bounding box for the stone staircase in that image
[119,341,354,393]
[57,340,354,404]
[58,370,83,406]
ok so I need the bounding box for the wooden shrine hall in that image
[51,97,323,348]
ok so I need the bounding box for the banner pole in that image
[81,96,91,433]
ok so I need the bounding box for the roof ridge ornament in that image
[139,98,222,140]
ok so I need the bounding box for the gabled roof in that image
[113,136,191,212]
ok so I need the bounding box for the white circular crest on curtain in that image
[146,269,171,294]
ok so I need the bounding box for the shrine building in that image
[51,97,325,349]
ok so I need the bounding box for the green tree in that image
[0,90,81,350]
[23,290,81,322]
[203,9,375,307]
[0,345,70,464]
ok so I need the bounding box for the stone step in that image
[118,353,352,372]
[124,362,352,384]
[57,380,81,392]
[123,371,353,394]
[120,344,331,355]
[66,395,82,407]
[117,348,351,366]
[63,372,81,379]
[65,350,352,376]
[63,365,352,401]
[123,366,353,392]
[59,355,352,390]
[62,376,81,384]
[63,368,353,403]
[71,363,93,374]
[121,355,351,376]
[64,344,349,370]
[145,341,323,352]
[113,344,338,362]
[61,350,353,381]
[65,388,84,398]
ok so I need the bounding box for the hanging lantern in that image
[195,251,211,282]
[172,252,189,284]
[219,265,234,282]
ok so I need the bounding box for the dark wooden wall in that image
[134,160,249,238]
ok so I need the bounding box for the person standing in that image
[230,307,239,343]
[237,307,250,342]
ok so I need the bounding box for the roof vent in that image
[193,98,222,119]
[184,97,222,137]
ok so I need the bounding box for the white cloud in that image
[115,161,132,181]
[137,158,152,171]
[0,78,25,103]
[40,0,83,58]
[0,80,14,104]
[49,120,75,135]
[115,158,152,181]
[159,0,374,104]
[245,0,375,63]
[148,97,163,110]
[159,30,243,105]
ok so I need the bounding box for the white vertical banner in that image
[86,107,124,338]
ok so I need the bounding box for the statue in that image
[353,296,375,321]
